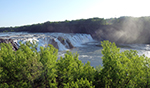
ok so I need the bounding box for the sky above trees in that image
[0,0,150,27]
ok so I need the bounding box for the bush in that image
[0,42,95,87]
[99,40,150,88]
[64,78,94,88]
[56,51,96,87]
[0,40,150,88]
[0,42,57,88]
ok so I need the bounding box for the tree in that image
[99,40,150,87]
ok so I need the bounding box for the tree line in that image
[0,18,107,33]
[1,16,150,43]
[1,16,150,33]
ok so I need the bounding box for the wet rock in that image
[66,39,74,49]
[58,37,75,49]
[51,38,59,49]
[0,38,18,51]
[58,36,65,45]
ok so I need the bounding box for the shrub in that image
[0,42,58,88]
[0,42,96,87]
[64,78,95,88]
[1,40,150,88]
[99,40,150,88]
[56,51,96,87]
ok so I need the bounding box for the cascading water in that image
[54,38,68,51]
[65,34,94,47]
[1,32,96,51]
[1,32,150,67]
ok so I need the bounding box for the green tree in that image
[98,40,150,87]
[64,78,94,88]
[56,51,96,87]
[0,42,58,87]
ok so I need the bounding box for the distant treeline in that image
[1,16,150,43]
[0,18,107,33]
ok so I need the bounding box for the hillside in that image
[1,16,150,44]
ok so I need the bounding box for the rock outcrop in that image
[51,39,59,49]
[66,39,74,49]
[0,38,18,51]
[58,36,74,49]
[58,37,65,45]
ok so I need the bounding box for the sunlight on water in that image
[1,32,150,67]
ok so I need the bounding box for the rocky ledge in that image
[0,37,75,51]
[0,38,18,51]
[0,33,94,51]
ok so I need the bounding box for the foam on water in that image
[55,38,68,51]
[1,32,150,67]
[0,32,95,51]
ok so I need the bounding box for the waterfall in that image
[66,34,94,47]
[54,38,68,51]
[0,32,95,51]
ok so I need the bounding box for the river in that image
[0,32,150,67]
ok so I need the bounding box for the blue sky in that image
[0,0,150,27]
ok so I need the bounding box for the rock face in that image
[0,38,18,51]
[51,39,59,49]
[58,36,74,49]
[0,33,93,51]
[66,39,74,49]
[58,37,65,45]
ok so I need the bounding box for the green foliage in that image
[0,17,108,33]
[1,40,150,87]
[0,42,57,87]
[99,40,150,88]
[0,42,96,87]
[56,51,96,87]
[39,44,58,87]
[64,78,94,88]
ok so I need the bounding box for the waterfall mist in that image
[95,17,150,44]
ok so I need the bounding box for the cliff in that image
[1,16,150,44]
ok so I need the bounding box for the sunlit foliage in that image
[0,41,150,87]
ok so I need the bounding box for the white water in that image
[0,32,95,51]
[1,32,150,67]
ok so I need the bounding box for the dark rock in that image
[57,37,65,45]
[51,38,59,49]
[0,38,18,51]
[58,37,75,49]
[66,39,74,49]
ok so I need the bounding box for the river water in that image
[69,43,150,67]
[0,32,150,67]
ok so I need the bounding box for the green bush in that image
[64,78,94,88]
[0,40,150,88]
[98,40,150,88]
[56,52,96,87]
[0,42,95,87]
[0,42,58,88]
